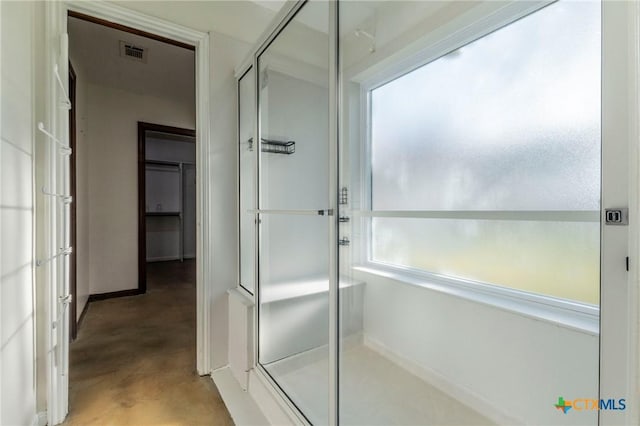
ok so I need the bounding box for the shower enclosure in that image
[237,0,629,424]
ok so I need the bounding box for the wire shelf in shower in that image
[248,137,295,155]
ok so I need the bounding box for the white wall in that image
[0,1,38,424]
[70,57,91,321]
[354,270,599,425]
[209,32,251,369]
[256,70,335,363]
[85,83,195,294]
[260,70,329,286]
[146,136,195,163]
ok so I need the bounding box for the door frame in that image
[138,121,196,294]
[600,1,640,424]
[43,2,212,424]
[68,62,77,341]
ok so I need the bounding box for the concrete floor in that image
[64,260,233,425]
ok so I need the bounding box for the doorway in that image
[41,2,212,423]
[61,7,217,424]
[138,122,196,293]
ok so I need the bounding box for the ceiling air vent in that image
[119,41,147,63]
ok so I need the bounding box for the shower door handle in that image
[249,209,334,216]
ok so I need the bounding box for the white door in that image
[42,3,71,424]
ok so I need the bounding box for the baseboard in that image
[76,290,139,335]
[77,298,90,330]
[267,332,362,376]
[211,367,269,426]
[363,335,522,426]
[32,411,47,426]
[88,288,142,302]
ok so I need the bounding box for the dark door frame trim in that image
[68,10,195,51]
[69,62,78,341]
[138,122,196,294]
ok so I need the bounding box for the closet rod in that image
[53,64,72,110]
[36,247,72,267]
[41,186,72,204]
[37,122,72,155]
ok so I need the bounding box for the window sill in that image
[353,262,599,336]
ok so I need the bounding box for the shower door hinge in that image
[339,187,348,205]
[338,237,350,246]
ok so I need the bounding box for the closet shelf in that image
[248,138,295,155]
[146,211,181,216]
[146,159,183,167]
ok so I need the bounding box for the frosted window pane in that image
[239,68,256,293]
[372,218,599,304]
[371,1,601,211]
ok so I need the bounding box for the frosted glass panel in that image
[372,218,599,304]
[259,1,329,211]
[258,212,330,426]
[239,68,256,293]
[259,67,329,210]
[368,0,601,303]
[371,1,601,211]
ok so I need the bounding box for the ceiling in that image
[68,16,196,105]
[69,1,291,102]
[111,0,284,44]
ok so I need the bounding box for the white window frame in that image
[355,0,600,334]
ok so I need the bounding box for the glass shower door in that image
[256,1,331,424]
